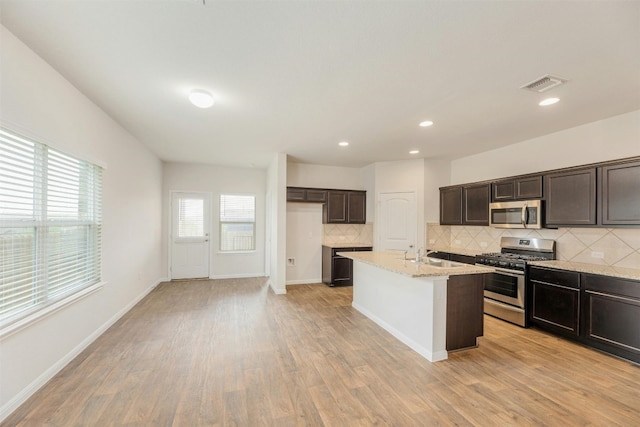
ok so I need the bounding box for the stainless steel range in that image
[476,237,556,327]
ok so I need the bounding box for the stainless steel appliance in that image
[476,237,555,327]
[489,200,543,229]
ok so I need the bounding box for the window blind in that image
[0,128,102,327]
[219,194,255,251]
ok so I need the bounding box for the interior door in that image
[171,192,210,279]
[378,191,417,252]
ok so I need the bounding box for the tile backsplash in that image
[323,223,373,246]
[427,223,640,269]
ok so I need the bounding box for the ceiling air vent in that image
[520,75,567,93]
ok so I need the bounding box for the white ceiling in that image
[1,1,639,168]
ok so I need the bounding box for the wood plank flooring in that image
[3,279,640,426]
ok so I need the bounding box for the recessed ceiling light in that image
[338,141,349,147]
[419,120,434,127]
[189,89,215,108]
[409,150,420,154]
[539,97,560,106]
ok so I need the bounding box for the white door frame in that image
[168,190,212,280]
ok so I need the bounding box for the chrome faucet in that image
[415,248,422,263]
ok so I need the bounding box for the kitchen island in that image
[338,251,493,362]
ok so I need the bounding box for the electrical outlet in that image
[454,240,461,245]
[480,242,488,248]
[429,239,435,244]
[287,257,296,266]
[591,251,605,259]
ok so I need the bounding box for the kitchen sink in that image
[399,257,465,267]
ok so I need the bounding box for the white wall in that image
[286,203,323,284]
[0,26,163,420]
[162,162,266,279]
[451,110,640,184]
[267,153,287,294]
[287,162,363,189]
[424,159,451,223]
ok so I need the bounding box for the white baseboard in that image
[210,273,266,280]
[0,277,163,423]
[285,278,322,285]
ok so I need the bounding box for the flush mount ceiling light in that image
[338,141,349,147]
[188,89,215,108]
[409,150,420,154]
[419,120,434,127]
[539,97,560,106]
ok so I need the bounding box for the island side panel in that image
[446,274,485,351]
[351,260,448,362]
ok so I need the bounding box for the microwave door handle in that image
[521,202,528,228]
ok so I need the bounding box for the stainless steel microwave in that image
[489,200,543,229]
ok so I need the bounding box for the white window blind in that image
[220,194,255,251]
[177,198,204,238]
[0,128,102,327]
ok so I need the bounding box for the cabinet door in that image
[306,189,327,203]
[529,267,580,336]
[492,180,515,201]
[516,175,543,199]
[324,191,348,223]
[600,160,640,225]
[463,184,490,225]
[332,256,353,285]
[286,187,306,202]
[347,191,366,224]
[582,274,640,363]
[440,187,462,225]
[545,168,597,226]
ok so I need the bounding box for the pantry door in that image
[170,192,210,279]
[378,191,417,252]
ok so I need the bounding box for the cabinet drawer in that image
[529,267,580,288]
[583,274,640,299]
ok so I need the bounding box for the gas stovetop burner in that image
[476,237,556,271]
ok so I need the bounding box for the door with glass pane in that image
[171,192,210,279]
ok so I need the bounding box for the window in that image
[219,194,255,251]
[0,128,102,328]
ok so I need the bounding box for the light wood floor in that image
[4,279,640,426]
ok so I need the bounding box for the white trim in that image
[0,282,104,341]
[286,278,322,285]
[0,277,164,423]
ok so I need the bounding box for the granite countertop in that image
[323,242,373,249]
[528,260,640,282]
[337,250,494,278]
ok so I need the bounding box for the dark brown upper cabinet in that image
[492,175,543,202]
[545,167,597,226]
[440,186,463,225]
[463,184,490,225]
[323,190,366,224]
[599,160,640,225]
[286,187,327,203]
[440,184,489,226]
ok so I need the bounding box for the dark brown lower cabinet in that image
[528,266,640,364]
[529,267,581,337]
[446,274,485,351]
[582,274,640,363]
[322,246,372,287]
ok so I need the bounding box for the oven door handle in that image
[477,264,524,277]
[521,202,528,228]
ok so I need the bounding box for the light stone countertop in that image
[322,243,373,249]
[528,260,640,282]
[338,250,494,278]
